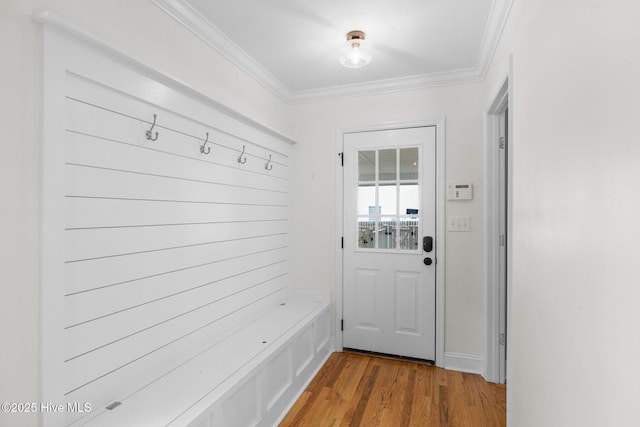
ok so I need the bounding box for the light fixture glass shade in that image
[339,30,372,68]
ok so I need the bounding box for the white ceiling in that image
[151,0,513,103]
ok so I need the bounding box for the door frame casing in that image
[335,118,446,367]
[484,72,512,383]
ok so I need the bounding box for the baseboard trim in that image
[444,352,483,375]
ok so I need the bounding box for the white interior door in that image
[343,126,436,360]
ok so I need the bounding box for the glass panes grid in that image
[357,147,420,250]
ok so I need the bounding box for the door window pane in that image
[399,184,419,215]
[358,151,376,181]
[378,149,396,181]
[357,185,376,216]
[358,219,375,248]
[378,217,397,249]
[399,218,420,250]
[400,148,419,180]
[378,184,397,215]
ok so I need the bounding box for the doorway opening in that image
[335,119,446,367]
[342,127,436,361]
[485,77,510,384]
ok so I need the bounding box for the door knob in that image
[423,257,432,266]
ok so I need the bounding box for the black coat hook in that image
[265,154,273,171]
[238,145,247,164]
[145,114,159,141]
[200,132,211,155]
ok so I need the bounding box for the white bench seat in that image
[76,292,332,427]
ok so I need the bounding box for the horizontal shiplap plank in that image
[65,221,288,263]
[65,234,288,295]
[65,196,287,230]
[64,130,289,194]
[65,248,289,327]
[65,162,289,207]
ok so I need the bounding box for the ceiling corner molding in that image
[476,0,515,79]
[149,0,293,102]
[288,68,483,104]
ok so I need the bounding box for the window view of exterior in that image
[357,147,420,251]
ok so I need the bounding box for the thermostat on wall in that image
[447,183,473,200]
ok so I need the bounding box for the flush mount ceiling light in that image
[339,30,372,69]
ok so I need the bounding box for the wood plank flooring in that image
[280,352,506,427]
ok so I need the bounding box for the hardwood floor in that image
[280,352,506,427]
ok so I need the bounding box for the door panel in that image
[355,269,378,328]
[343,126,436,360]
[395,272,420,333]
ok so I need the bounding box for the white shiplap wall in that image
[39,21,294,425]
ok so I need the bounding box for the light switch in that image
[447,216,471,232]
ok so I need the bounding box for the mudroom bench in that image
[77,291,331,426]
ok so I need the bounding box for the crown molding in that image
[287,67,483,103]
[476,0,515,79]
[150,0,514,104]
[149,0,294,102]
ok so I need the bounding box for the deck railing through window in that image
[358,219,419,250]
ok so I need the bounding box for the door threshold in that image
[343,348,435,366]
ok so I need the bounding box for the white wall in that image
[483,0,640,425]
[290,84,486,358]
[0,1,290,426]
[0,4,41,427]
